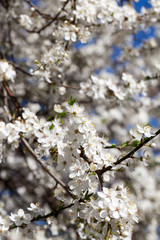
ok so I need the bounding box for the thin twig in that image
[144,74,160,81]
[21,137,73,197]
[10,203,73,230]
[24,0,53,19]
[27,0,70,33]
[97,129,160,175]
[15,65,32,76]
[2,85,9,109]
[3,80,22,112]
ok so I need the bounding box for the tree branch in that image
[21,137,73,197]
[97,129,160,176]
[9,203,73,231]
[24,0,54,19]
[27,0,70,34]
[3,80,22,114]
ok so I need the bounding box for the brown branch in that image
[21,137,73,197]
[24,0,53,19]
[27,0,70,34]
[11,63,80,90]
[10,203,73,231]
[15,65,32,76]
[97,129,160,176]
[3,80,22,113]
[144,74,160,81]
[2,85,9,109]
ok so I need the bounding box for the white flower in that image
[128,203,138,223]
[54,104,63,113]
[66,103,84,124]
[0,122,7,139]
[73,5,86,20]
[98,187,117,202]
[5,123,19,143]
[0,60,16,82]
[68,126,83,142]
[9,209,32,226]
[111,85,126,100]
[69,159,89,178]
[0,216,11,233]
[65,31,77,42]
[109,201,128,219]
[142,150,150,166]
[27,203,44,216]
[59,22,79,42]
[137,124,155,138]
[19,14,33,29]
[58,86,66,95]
[22,108,37,120]
[130,128,142,141]
[68,176,89,194]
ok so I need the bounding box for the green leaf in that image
[34,59,39,64]
[144,137,150,141]
[49,124,54,130]
[68,96,76,106]
[145,76,151,80]
[57,112,66,118]
[85,190,93,201]
[88,172,96,176]
[121,141,128,147]
[60,118,64,124]
[101,119,106,124]
[117,167,125,172]
[139,156,143,162]
[131,140,140,147]
[47,116,54,121]
[111,143,117,148]
[106,224,112,240]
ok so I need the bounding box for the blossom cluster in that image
[32,42,69,83]
[0,101,140,239]
[71,186,138,240]
[80,73,147,101]
[0,107,66,156]
[0,203,44,238]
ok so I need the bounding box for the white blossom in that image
[137,124,155,138]
[9,209,32,226]
[0,60,16,82]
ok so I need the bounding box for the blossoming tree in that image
[0,0,160,239]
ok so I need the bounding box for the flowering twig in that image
[14,65,32,76]
[27,0,70,33]
[144,74,160,81]
[24,0,54,19]
[32,203,73,221]
[98,128,160,175]
[9,203,73,231]
[3,80,74,198]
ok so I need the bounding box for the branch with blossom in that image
[0,0,160,239]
